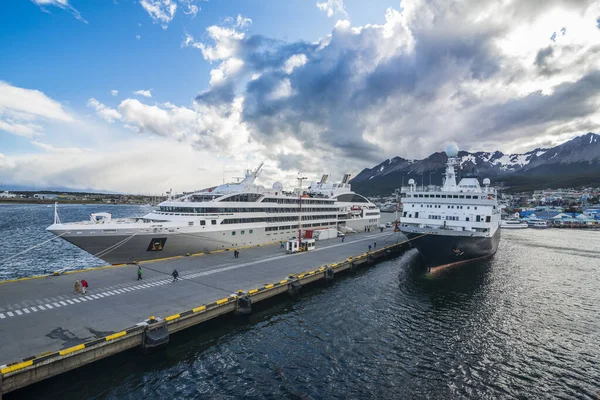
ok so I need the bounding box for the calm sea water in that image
[3,205,600,399]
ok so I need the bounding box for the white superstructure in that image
[47,165,379,264]
[399,144,501,269]
[401,156,501,234]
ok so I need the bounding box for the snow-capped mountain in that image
[351,132,600,194]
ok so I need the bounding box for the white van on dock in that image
[285,239,316,253]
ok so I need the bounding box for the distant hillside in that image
[351,132,600,195]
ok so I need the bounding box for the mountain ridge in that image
[351,132,600,195]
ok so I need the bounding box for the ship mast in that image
[297,173,307,250]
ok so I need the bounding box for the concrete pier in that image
[0,230,410,395]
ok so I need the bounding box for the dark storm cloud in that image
[476,71,600,140]
[534,46,560,76]
[195,81,236,106]
[190,0,600,161]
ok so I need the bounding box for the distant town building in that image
[0,191,16,198]
[34,194,59,200]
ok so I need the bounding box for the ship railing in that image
[400,185,497,194]
[59,217,146,226]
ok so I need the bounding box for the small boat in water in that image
[529,220,551,229]
[500,219,528,229]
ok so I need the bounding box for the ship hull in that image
[49,216,378,265]
[403,228,500,270]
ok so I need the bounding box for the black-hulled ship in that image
[400,145,501,270]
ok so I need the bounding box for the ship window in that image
[232,231,236,235]
[200,220,206,226]
[459,195,464,198]
[467,206,470,209]
[466,195,471,199]
[441,195,447,198]
[486,216,491,223]
[249,229,253,233]
[453,195,458,198]
[188,221,194,226]
[403,212,407,217]
[473,196,478,199]
[415,212,419,218]
[241,230,245,234]
[476,216,481,222]
[211,220,217,225]
[435,195,440,198]
[474,207,478,210]
[466,217,470,222]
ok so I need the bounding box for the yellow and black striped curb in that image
[0,239,411,376]
[0,324,145,374]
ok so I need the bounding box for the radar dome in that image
[483,178,490,186]
[445,142,459,157]
[272,182,283,191]
[408,179,415,185]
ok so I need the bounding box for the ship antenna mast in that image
[53,202,61,225]
[297,173,307,250]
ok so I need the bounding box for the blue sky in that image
[0,0,599,193]
[0,0,393,114]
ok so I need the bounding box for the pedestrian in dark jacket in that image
[172,269,179,282]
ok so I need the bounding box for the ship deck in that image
[0,230,404,375]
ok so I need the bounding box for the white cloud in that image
[316,0,347,18]
[140,0,177,29]
[268,79,293,101]
[32,0,88,23]
[0,81,73,137]
[283,54,308,74]
[118,99,197,140]
[136,34,141,40]
[0,137,250,194]
[179,0,199,17]
[139,0,200,28]
[223,14,252,29]
[209,58,244,86]
[31,141,85,154]
[110,89,119,96]
[182,27,245,62]
[87,98,122,123]
[133,89,152,98]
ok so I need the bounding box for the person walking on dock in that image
[81,279,88,295]
[368,244,372,252]
[172,269,179,282]
[234,249,239,258]
[137,266,143,280]
[341,235,345,242]
[374,242,377,249]
[74,280,80,294]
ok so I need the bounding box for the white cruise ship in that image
[47,165,380,264]
[400,145,501,270]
